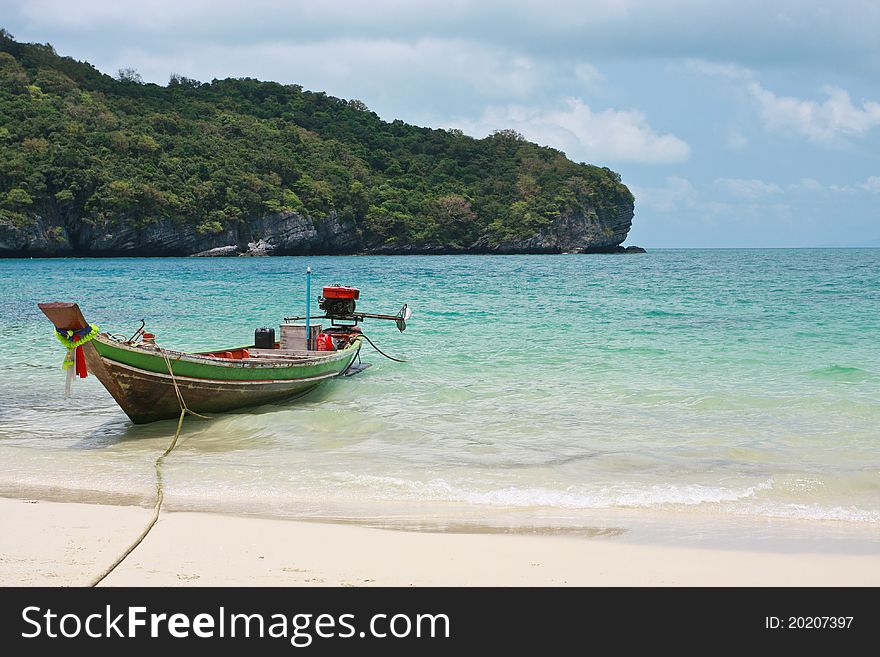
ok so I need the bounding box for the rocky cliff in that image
[0,210,361,257]
[0,199,637,257]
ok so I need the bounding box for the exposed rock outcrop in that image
[191,245,240,257]
[471,202,634,254]
[1,209,361,257]
[241,210,359,255]
[0,216,73,256]
[0,201,640,257]
[369,195,637,255]
[71,216,238,256]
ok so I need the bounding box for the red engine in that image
[322,284,360,300]
[319,284,360,316]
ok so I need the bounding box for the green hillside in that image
[0,30,634,254]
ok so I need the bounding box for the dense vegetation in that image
[0,31,633,250]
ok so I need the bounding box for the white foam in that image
[730,502,880,524]
[331,472,773,509]
[325,473,880,523]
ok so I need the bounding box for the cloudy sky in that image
[3,0,880,247]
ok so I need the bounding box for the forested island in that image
[0,31,640,257]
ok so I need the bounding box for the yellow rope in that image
[87,344,209,587]
[159,346,211,422]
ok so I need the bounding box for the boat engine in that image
[318,284,360,318]
[285,280,410,333]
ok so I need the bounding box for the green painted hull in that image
[84,334,361,424]
[92,337,356,382]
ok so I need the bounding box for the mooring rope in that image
[88,345,208,587]
[360,333,409,363]
[87,336,398,585]
[338,342,363,376]
[159,347,211,422]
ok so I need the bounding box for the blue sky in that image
[3,0,879,247]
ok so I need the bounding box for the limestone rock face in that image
[472,202,634,254]
[191,245,239,257]
[0,201,640,256]
[71,215,238,256]
[0,216,73,256]
[240,210,359,255]
[0,210,360,257]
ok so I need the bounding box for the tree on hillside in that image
[117,67,143,83]
[168,72,201,88]
[492,129,525,142]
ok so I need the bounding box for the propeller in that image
[396,304,412,332]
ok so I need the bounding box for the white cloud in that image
[788,177,825,193]
[631,176,698,212]
[828,183,858,194]
[451,98,691,164]
[787,177,873,194]
[861,176,880,193]
[694,60,880,144]
[637,173,877,217]
[747,83,880,143]
[715,177,782,198]
[573,62,605,93]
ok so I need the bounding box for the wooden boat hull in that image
[84,338,360,424]
[39,302,362,424]
[89,352,338,423]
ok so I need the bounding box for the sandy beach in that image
[2,497,879,587]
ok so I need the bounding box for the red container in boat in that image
[315,333,335,351]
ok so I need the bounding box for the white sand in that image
[2,497,879,586]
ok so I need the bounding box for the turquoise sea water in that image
[1,250,878,547]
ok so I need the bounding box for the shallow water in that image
[1,250,878,547]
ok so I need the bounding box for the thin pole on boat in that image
[305,266,312,350]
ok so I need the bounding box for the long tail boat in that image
[38,282,409,424]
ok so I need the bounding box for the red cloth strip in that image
[75,345,88,378]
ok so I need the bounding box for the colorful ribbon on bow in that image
[54,324,99,395]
